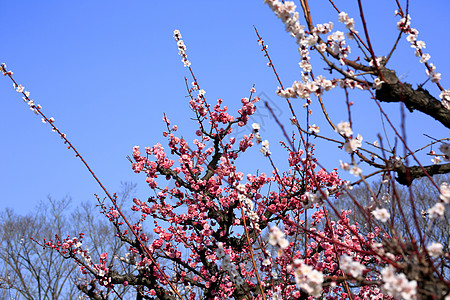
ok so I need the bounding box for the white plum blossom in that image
[338,12,356,32]
[439,90,450,109]
[15,84,24,93]
[381,265,417,300]
[439,182,450,203]
[369,56,383,68]
[308,124,320,134]
[329,31,345,42]
[439,143,450,161]
[427,242,443,259]
[373,77,384,89]
[174,29,191,68]
[344,134,363,153]
[427,202,445,219]
[396,12,442,85]
[336,121,353,137]
[340,160,351,171]
[268,226,289,251]
[260,139,271,156]
[427,69,441,83]
[372,208,390,222]
[419,53,430,63]
[340,254,366,278]
[432,156,442,164]
[304,189,329,207]
[252,123,260,131]
[293,259,324,297]
[349,165,362,177]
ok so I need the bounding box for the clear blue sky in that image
[1,1,449,214]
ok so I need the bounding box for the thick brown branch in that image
[375,71,450,129]
[395,163,450,186]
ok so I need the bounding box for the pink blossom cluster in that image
[5,2,449,297]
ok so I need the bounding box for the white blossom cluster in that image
[440,182,450,203]
[427,202,445,219]
[1,63,40,115]
[344,134,363,153]
[308,124,320,134]
[264,0,312,73]
[372,208,391,223]
[337,12,358,39]
[173,30,191,67]
[327,11,359,65]
[270,286,283,300]
[265,1,347,96]
[2,63,65,137]
[349,164,362,177]
[251,122,271,156]
[439,90,450,110]
[426,242,444,259]
[260,139,271,156]
[395,12,442,88]
[268,226,289,255]
[304,188,329,207]
[439,143,450,162]
[237,183,261,231]
[336,121,353,137]
[381,265,417,300]
[63,237,110,285]
[276,75,335,99]
[426,182,450,219]
[266,2,375,98]
[216,242,244,285]
[342,159,366,177]
[335,121,363,153]
[291,259,324,297]
[340,254,366,278]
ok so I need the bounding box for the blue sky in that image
[1,1,449,214]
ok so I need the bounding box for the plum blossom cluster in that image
[2,63,40,115]
[340,160,362,177]
[395,11,442,84]
[276,75,336,99]
[1,63,64,137]
[427,242,444,259]
[344,135,363,153]
[265,2,377,101]
[291,259,324,297]
[250,122,271,156]
[263,1,313,73]
[335,121,363,153]
[215,242,244,286]
[268,226,289,253]
[439,142,450,161]
[339,254,366,278]
[304,188,329,207]
[173,29,191,67]
[337,11,358,39]
[439,90,450,110]
[372,208,391,223]
[426,181,450,219]
[264,0,341,78]
[5,2,450,298]
[381,265,417,300]
[47,235,112,287]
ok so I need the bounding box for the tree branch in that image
[375,69,450,129]
[395,162,450,186]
